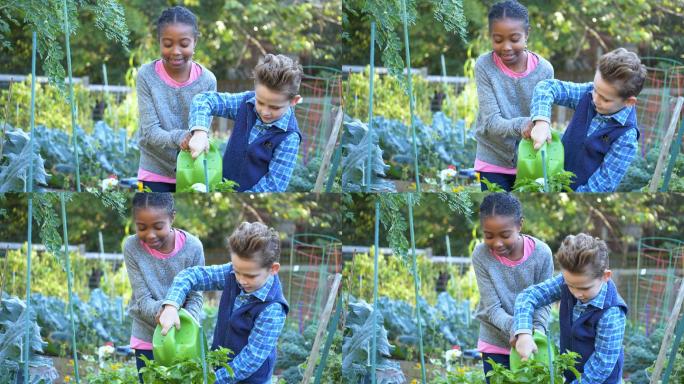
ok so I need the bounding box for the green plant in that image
[512,171,575,193]
[486,352,581,384]
[86,362,139,384]
[139,346,233,384]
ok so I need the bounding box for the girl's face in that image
[231,253,280,293]
[482,215,523,258]
[134,207,175,252]
[490,18,528,68]
[159,23,197,71]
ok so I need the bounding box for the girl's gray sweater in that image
[473,52,554,168]
[136,61,216,178]
[123,229,205,344]
[472,236,554,351]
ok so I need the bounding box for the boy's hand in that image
[189,130,209,159]
[179,132,192,150]
[522,120,534,139]
[159,304,181,336]
[515,333,538,360]
[530,121,552,150]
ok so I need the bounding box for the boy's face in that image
[562,268,612,303]
[592,71,637,116]
[231,253,280,293]
[254,84,301,124]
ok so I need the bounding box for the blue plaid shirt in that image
[530,80,638,192]
[189,91,300,192]
[514,274,626,384]
[163,263,286,384]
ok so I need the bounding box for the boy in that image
[158,222,288,384]
[187,54,303,192]
[526,48,646,192]
[512,233,627,384]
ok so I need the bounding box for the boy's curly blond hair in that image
[228,222,281,267]
[556,233,610,279]
[598,48,647,99]
[253,54,303,99]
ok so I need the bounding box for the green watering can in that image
[152,308,206,366]
[517,131,564,181]
[510,331,558,371]
[176,139,222,192]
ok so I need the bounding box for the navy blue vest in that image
[561,92,639,190]
[211,272,289,383]
[222,92,301,192]
[559,279,627,384]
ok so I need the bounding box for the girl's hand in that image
[189,130,209,159]
[530,121,552,150]
[159,304,181,335]
[515,333,538,360]
[179,132,192,150]
[522,120,534,139]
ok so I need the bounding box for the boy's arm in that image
[214,303,287,383]
[189,91,252,133]
[245,133,300,192]
[513,274,564,337]
[572,307,626,384]
[181,249,206,321]
[531,251,556,333]
[162,263,231,309]
[530,80,593,123]
[575,128,638,192]
[472,254,514,335]
[474,63,530,138]
[137,74,188,148]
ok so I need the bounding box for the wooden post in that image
[649,97,684,192]
[650,278,684,383]
[313,107,344,192]
[301,273,343,384]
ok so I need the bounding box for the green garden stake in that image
[366,22,376,192]
[541,149,549,192]
[61,194,80,383]
[370,200,380,384]
[401,0,421,192]
[203,158,209,193]
[287,235,295,300]
[63,0,81,191]
[661,117,684,191]
[547,330,554,384]
[199,325,208,384]
[408,194,427,383]
[314,293,343,384]
[23,31,38,384]
[662,311,684,384]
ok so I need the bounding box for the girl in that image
[124,193,205,382]
[473,0,554,191]
[136,6,217,192]
[472,193,553,381]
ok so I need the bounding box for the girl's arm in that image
[136,72,188,148]
[124,247,163,325]
[188,91,252,133]
[475,63,531,138]
[181,248,206,321]
[472,252,515,335]
[162,263,232,309]
[214,303,286,383]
